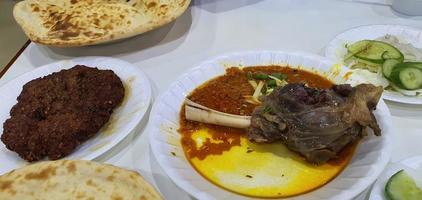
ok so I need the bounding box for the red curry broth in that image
[179,66,334,160]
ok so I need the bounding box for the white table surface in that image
[1,0,422,199]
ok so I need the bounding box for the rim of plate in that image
[324,24,422,105]
[0,56,152,163]
[148,50,392,200]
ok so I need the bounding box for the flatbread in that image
[0,160,163,200]
[13,0,190,47]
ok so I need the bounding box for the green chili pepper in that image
[267,79,277,87]
[253,73,269,80]
[261,84,267,94]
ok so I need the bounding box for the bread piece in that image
[13,0,190,47]
[0,160,163,200]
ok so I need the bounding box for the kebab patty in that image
[1,65,125,161]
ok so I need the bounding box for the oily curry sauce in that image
[178,66,356,198]
[179,66,334,160]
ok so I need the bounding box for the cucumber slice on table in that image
[385,170,422,200]
[390,66,422,90]
[382,59,401,79]
[347,40,404,64]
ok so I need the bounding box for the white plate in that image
[325,24,422,104]
[0,57,151,174]
[369,156,422,200]
[148,51,392,200]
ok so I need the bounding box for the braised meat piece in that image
[247,83,382,164]
[1,65,124,161]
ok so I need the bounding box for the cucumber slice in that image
[347,40,404,64]
[390,67,422,90]
[385,170,422,200]
[382,59,401,79]
[401,62,422,70]
[355,57,380,67]
[400,68,422,90]
[349,57,380,73]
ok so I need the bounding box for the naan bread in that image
[13,0,190,47]
[0,160,163,200]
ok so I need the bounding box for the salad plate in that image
[325,24,422,104]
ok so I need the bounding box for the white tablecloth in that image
[1,0,421,199]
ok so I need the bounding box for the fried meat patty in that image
[1,65,124,161]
